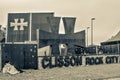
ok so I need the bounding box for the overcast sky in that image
[0,0,120,45]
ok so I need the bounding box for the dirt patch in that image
[0,63,120,80]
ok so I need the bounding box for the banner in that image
[7,13,30,42]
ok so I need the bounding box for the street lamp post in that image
[87,27,90,47]
[91,18,95,46]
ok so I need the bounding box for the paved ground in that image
[0,63,120,80]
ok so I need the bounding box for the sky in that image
[0,0,120,45]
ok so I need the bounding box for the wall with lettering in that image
[38,55,120,69]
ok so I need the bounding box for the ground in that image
[0,63,120,80]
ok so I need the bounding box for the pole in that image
[91,19,93,45]
[6,25,8,43]
[37,29,39,48]
[117,41,120,54]
[29,13,32,41]
[87,27,90,47]
[91,18,95,46]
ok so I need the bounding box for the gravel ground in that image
[0,63,120,80]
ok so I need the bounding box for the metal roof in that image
[106,31,120,42]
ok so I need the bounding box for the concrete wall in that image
[38,46,51,56]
